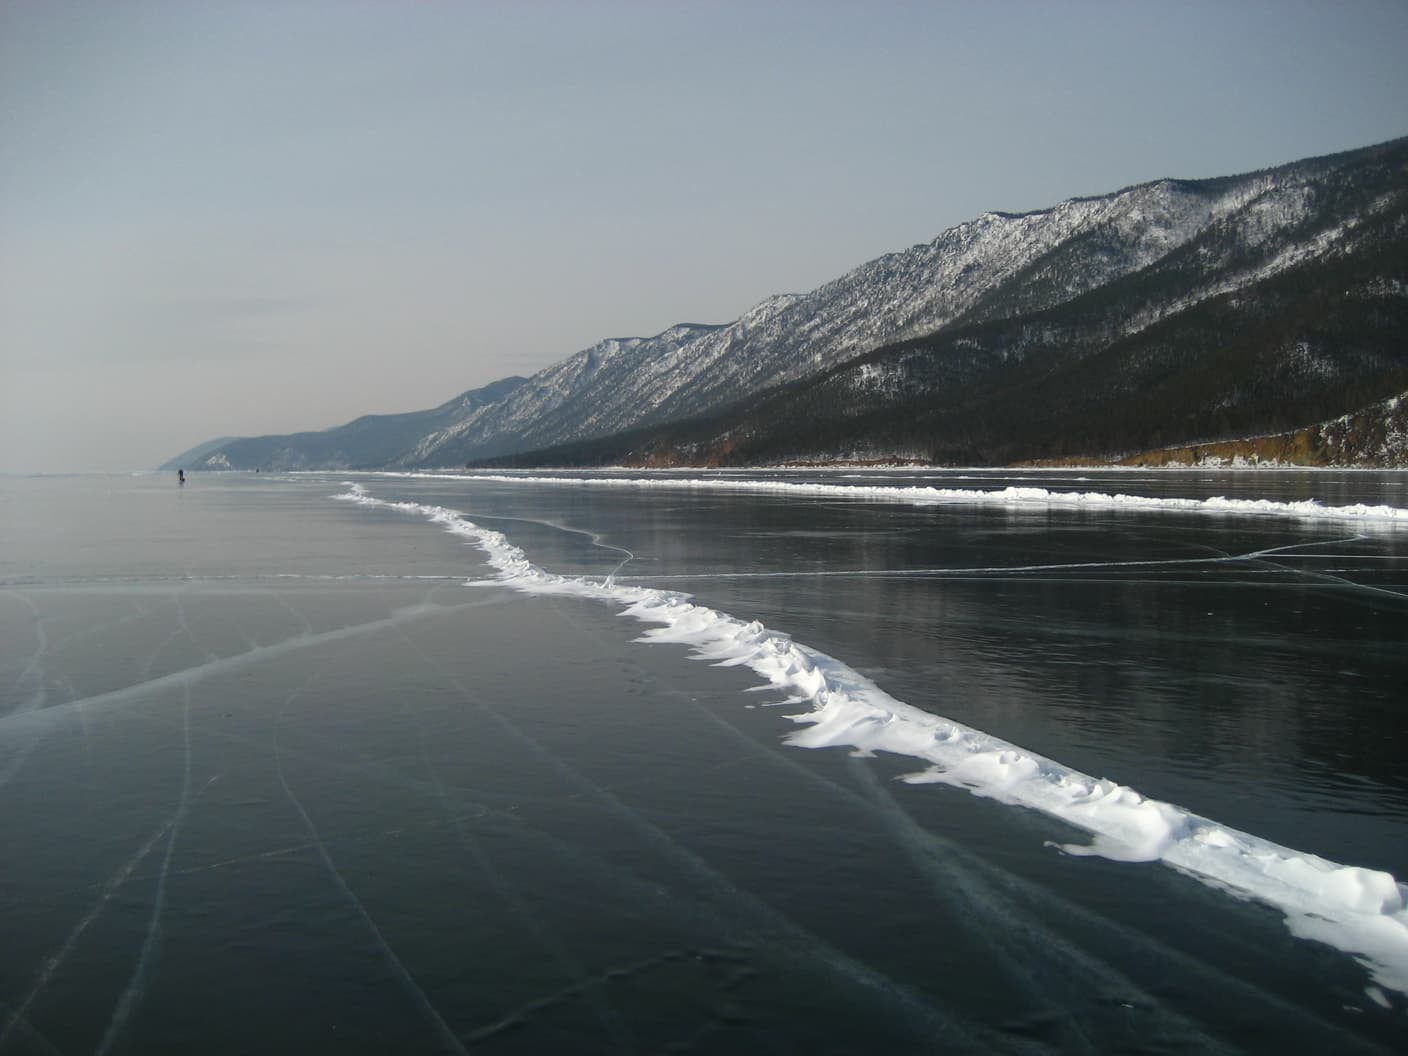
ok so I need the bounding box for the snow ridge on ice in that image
[335,483,1408,996]
[397,473,1408,525]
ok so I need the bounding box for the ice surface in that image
[388,473,1408,525]
[335,483,1408,997]
[0,596,478,741]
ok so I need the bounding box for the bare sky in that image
[3,0,1406,473]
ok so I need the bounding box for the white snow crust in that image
[335,482,1408,995]
[396,473,1408,525]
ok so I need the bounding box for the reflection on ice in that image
[337,482,1408,997]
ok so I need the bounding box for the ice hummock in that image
[385,472,1408,525]
[335,482,1408,996]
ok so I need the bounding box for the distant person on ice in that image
[178,469,185,486]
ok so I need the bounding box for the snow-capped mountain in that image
[494,138,1407,468]
[167,136,1408,471]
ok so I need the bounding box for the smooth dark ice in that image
[1,469,1406,1054]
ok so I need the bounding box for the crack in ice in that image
[0,819,174,1051]
[0,598,488,742]
[273,673,470,1055]
[388,636,634,1054]
[96,684,199,1056]
[334,482,1408,998]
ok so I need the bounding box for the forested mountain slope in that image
[168,137,1408,470]
[478,138,1408,468]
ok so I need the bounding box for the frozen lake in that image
[2,468,1406,1054]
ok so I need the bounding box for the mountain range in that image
[164,136,1408,471]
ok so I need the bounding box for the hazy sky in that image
[3,1,1406,473]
